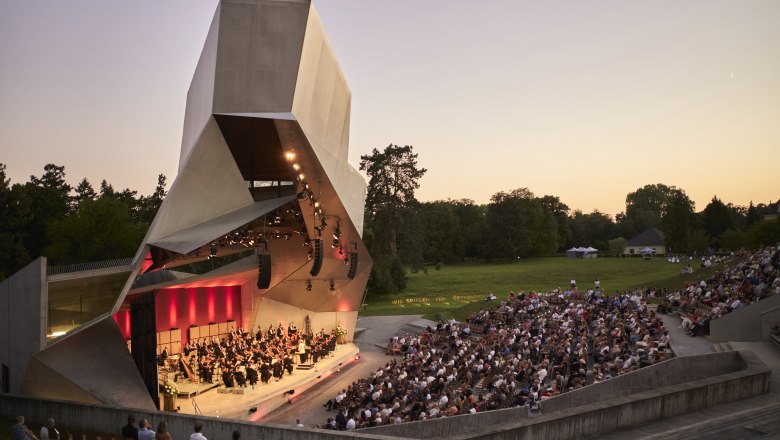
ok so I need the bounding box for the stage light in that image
[333,223,341,240]
[292,163,300,171]
[249,406,258,414]
[355,355,361,360]
[298,173,305,181]
[285,151,295,161]
[330,281,335,291]
[306,281,312,291]
[303,237,311,247]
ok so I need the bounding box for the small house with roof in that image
[624,227,666,256]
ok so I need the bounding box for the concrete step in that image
[596,393,780,440]
[712,342,734,352]
[771,334,780,351]
[397,323,427,337]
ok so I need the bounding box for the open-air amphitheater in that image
[2,1,780,438]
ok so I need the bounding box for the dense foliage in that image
[0,163,165,280]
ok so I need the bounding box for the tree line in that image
[2,152,778,291]
[0,163,166,280]
[361,145,780,293]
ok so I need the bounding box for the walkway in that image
[659,312,714,356]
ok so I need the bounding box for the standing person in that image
[137,420,155,440]
[295,419,304,428]
[12,416,38,440]
[154,421,172,440]
[39,418,59,440]
[190,421,207,440]
[122,415,139,440]
[231,430,241,440]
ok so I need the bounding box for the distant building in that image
[624,227,666,256]
[764,199,780,221]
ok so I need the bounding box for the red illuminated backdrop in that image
[113,286,242,344]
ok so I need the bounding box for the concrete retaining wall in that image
[361,350,769,439]
[711,294,780,342]
[761,305,780,340]
[0,257,46,394]
[0,394,395,440]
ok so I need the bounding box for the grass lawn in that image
[360,256,716,321]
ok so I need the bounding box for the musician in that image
[288,322,298,336]
[246,362,258,388]
[283,353,294,375]
[259,362,271,383]
[222,365,234,388]
[276,323,285,339]
[297,339,308,363]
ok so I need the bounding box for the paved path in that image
[659,313,714,356]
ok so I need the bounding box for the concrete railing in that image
[711,294,780,342]
[0,394,395,440]
[360,350,770,439]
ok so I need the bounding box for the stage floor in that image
[176,343,359,421]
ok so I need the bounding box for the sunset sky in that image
[1,1,778,216]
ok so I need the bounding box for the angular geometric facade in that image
[3,0,371,408]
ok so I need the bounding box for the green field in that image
[360,257,717,321]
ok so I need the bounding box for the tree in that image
[568,210,617,251]
[747,217,780,249]
[418,201,463,263]
[0,164,31,280]
[451,199,487,260]
[360,144,427,261]
[624,184,691,236]
[20,164,73,260]
[538,195,571,251]
[745,202,762,228]
[608,237,628,257]
[720,229,745,251]
[662,189,696,252]
[72,178,96,208]
[137,174,167,225]
[485,188,558,259]
[701,196,735,245]
[44,197,146,265]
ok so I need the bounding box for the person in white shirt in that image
[295,419,304,428]
[40,418,59,440]
[190,421,207,440]
[346,417,356,430]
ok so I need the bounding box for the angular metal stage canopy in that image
[7,0,372,409]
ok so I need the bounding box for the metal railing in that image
[47,258,133,275]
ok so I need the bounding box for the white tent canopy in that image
[585,247,598,253]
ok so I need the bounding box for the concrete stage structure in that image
[0,0,371,416]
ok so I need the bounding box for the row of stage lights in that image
[286,149,359,288]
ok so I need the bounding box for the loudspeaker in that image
[347,253,359,279]
[257,254,272,289]
[310,239,323,276]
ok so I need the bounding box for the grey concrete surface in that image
[711,294,780,342]
[0,257,46,394]
[660,313,714,356]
